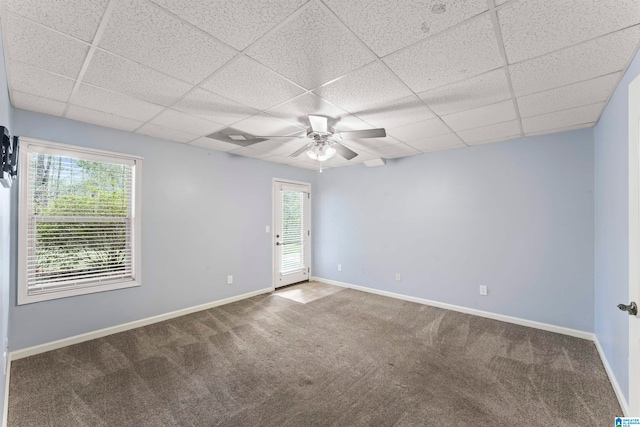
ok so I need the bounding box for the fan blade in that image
[308,115,328,133]
[333,143,358,160]
[288,143,313,158]
[335,128,386,140]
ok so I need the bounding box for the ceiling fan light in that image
[306,144,336,162]
[317,146,336,162]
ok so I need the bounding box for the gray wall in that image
[10,110,315,350]
[0,28,10,423]
[313,130,595,332]
[594,48,640,403]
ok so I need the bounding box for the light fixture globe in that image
[306,143,336,162]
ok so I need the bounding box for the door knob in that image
[617,301,638,315]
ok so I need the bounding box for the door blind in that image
[25,152,135,294]
[280,189,307,274]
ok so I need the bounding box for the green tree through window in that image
[29,153,132,288]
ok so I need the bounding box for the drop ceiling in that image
[2,0,639,171]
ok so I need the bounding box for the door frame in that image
[629,73,640,416]
[271,178,312,290]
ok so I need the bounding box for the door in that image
[273,180,311,288]
[628,74,640,416]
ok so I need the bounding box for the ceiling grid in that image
[2,0,639,170]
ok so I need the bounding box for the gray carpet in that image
[8,282,621,426]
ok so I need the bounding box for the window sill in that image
[17,280,141,305]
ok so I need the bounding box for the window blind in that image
[25,151,135,294]
[280,189,307,274]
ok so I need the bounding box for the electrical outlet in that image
[227,275,233,285]
[338,264,342,272]
[395,273,402,282]
[265,225,270,233]
[479,285,488,296]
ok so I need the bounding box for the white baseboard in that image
[312,277,593,340]
[2,353,10,427]
[594,335,630,416]
[10,287,273,361]
[5,279,629,421]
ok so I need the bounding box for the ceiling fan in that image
[257,115,387,162]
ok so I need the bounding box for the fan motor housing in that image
[306,126,335,141]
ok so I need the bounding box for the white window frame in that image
[17,138,143,305]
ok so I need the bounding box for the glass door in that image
[273,180,310,288]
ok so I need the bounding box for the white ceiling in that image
[2,0,640,171]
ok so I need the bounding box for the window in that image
[18,139,142,304]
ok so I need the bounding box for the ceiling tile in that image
[457,120,521,144]
[265,93,349,128]
[202,56,305,111]
[9,62,75,102]
[495,0,510,5]
[499,0,640,63]
[368,143,421,159]
[353,95,435,129]
[230,113,303,137]
[189,137,238,152]
[11,91,66,116]
[6,0,108,42]
[323,0,488,57]
[249,139,303,156]
[246,2,375,89]
[136,123,199,143]
[332,115,379,133]
[72,83,165,122]
[66,105,144,132]
[319,155,352,167]
[340,136,403,153]
[150,109,224,135]
[525,122,595,137]
[521,102,604,134]
[230,146,273,159]
[419,68,511,115]
[338,147,380,162]
[99,0,236,85]
[6,13,89,79]
[83,49,193,106]
[517,72,621,118]
[442,100,517,132]
[384,15,503,93]
[149,0,306,51]
[406,133,466,152]
[466,133,521,146]
[173,88,259,126]
[314,61,414,113]
[509,26,640,96]
[388,117,451,142]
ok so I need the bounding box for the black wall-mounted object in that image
[1,126,18,188]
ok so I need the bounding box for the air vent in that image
[205,128,266,147]
[364,158,386,167]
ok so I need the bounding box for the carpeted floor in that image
[8,281,621,426]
